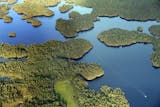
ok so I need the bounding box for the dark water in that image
[0,0,160,107]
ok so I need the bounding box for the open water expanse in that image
[0,0,160,107]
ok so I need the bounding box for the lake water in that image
[0,0,160,107]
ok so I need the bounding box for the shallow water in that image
[0,0,160,107]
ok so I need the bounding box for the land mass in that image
[59,4,73,13]
[56,11,97,37]
[97,28,160,68]
[97,28,153,47]
[56,0,160,37]
[13,0,60,27]
[0,39,129,107]
[0,4,12,23]
[149,25,160,37]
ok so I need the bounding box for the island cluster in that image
[1,0,160,107]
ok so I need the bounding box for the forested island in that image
[97,28,160,68]
[56,11,97,37]
[97,28,153,47]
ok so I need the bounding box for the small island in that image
[8,32,16,37]
[97,28,153,47]
[3,16,12,23]
[56,11,97,37]
[59,4,73,13]
[149,25,160,37]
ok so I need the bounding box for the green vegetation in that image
[59,4,73,13]
[56,11,97,37]
[97,28,160,68]
[0,44,27,58]
[26,18,41,27]
[8,32,16,37]
[56,0,160,37]
[149,25,160,37]
[3,15,12,23]
[54,80,79,107]
[55,78,130,107]
[152,39,160,67]
[66,0,160,21]
[97,28,153,47]
[1,39,123,107]
[0,4,12,23]
[0,0,17,22]
[0,39,129,107]
[72,78,129,107]
[13,0,60,27]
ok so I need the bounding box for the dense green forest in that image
[0,39,129,107]
[1,0,160,106]
[56,0,160,37]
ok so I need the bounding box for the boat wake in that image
[133,87,148,99]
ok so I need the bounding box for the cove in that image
[0,0,160,107]
[77,17,160,107]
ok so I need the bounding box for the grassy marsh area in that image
[54,80,79,107]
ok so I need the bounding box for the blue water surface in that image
[0,0,160,107]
